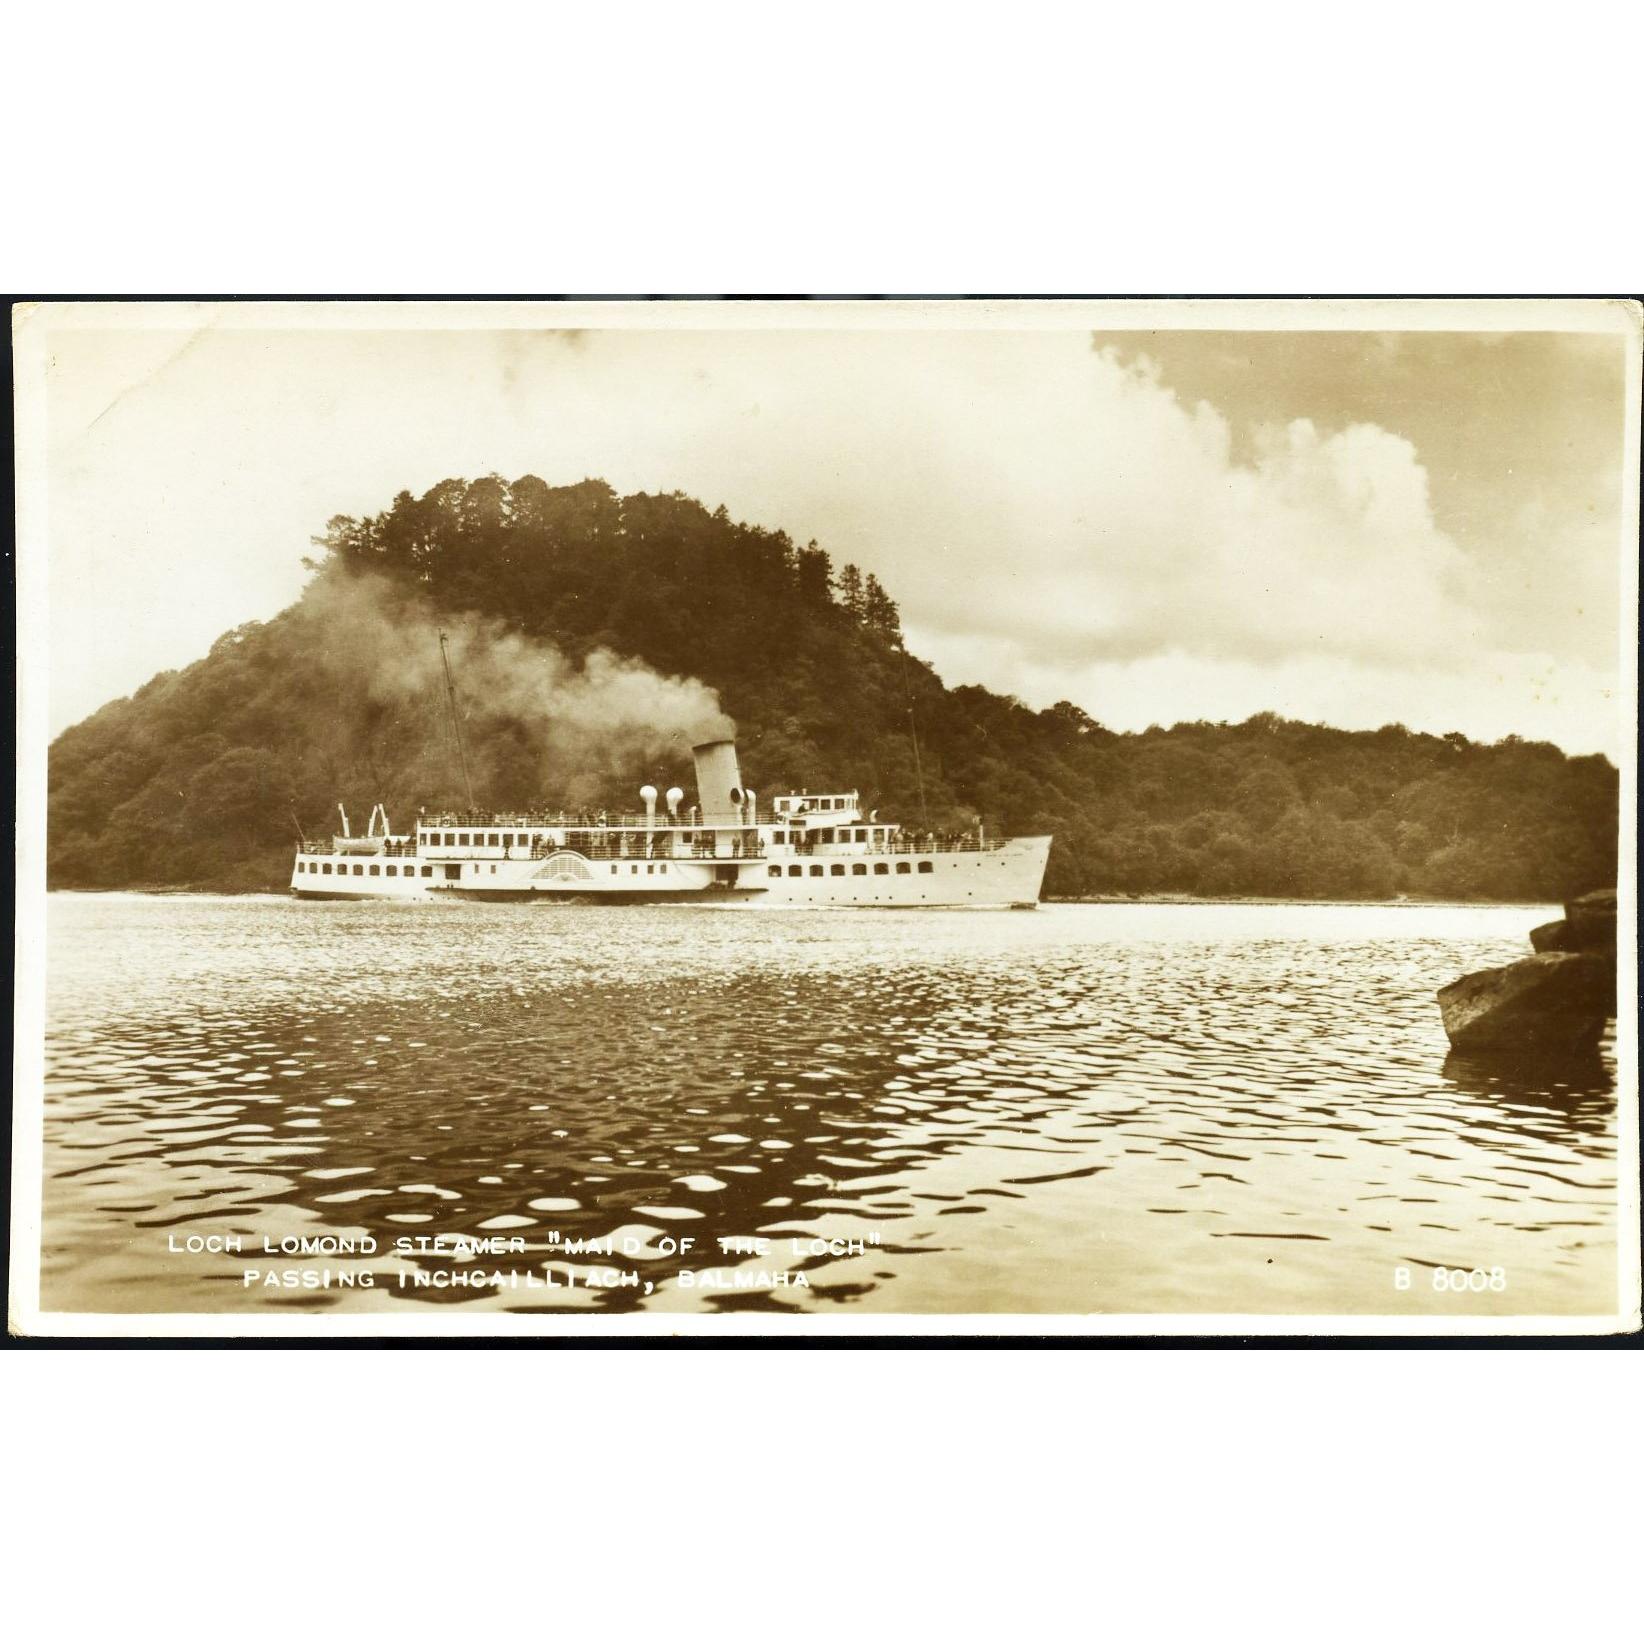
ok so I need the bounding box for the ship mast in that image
[898,641,930,830]
[438,630,476,812]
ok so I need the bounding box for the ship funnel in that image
[665,786,684,818]
[692,739,745,827]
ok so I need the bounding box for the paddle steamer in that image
[291,738,1050,907]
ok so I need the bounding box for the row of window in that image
[421,829,705,849]
[423,831,532,848]
[299,861,433,877]
[774,795,856,814]
[769,861,933,879]
[299,856,943,882]
[769,825,892,846]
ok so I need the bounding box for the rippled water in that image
[38,894,1620,1320]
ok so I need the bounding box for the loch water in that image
[38,894,1621,1320]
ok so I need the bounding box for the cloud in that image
[43,320,1625,757]
[862,346,1476,671]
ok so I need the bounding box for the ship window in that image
[321,863,331,874]
[852,863,867,876]
[422,866,433,878]
[873,862,888,875]
[366,864,378,876]
[488,833,499,846]
[787,864,803,877]
[385,864,396,876]
[896,861,911,874]
[820,829,834,844]
[631,864,640,874]
[352,864,363,876]
[809,865,823,877]
[830,864,845,876]
[918,861,933,873]
[768,865,781,878]
[612,864,619,874]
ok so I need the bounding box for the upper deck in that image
[298,809,993,863]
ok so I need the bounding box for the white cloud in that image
[42,322,1624,758]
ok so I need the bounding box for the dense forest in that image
[48,475,1619,900]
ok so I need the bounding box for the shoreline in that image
[46,885,1562,911]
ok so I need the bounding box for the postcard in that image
[10,297,1639,1337]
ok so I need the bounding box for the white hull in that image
[292,835,1051,909]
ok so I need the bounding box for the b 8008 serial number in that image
[1394,1266,1506,1292]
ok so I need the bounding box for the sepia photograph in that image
[10,296,1639,1336]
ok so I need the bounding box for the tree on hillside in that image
[48,475,1620,901]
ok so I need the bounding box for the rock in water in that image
[1529,889,1617,955]
[1438,952,1613,1053]
[1529,918,1574,953]
[1564,888,1617,953]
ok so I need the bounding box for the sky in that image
[31,303,1635,757]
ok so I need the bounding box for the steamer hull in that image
[291,739,1052,909]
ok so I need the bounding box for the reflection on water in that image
[40,896,1619,1317]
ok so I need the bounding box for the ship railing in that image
[421,810,701,831]
[418,807,801,831]
[297,838,420,858]
[531,837,767,862]
[788,832,1003,856]
[300,823,1004,859]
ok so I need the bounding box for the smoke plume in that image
[296,570,733,804]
